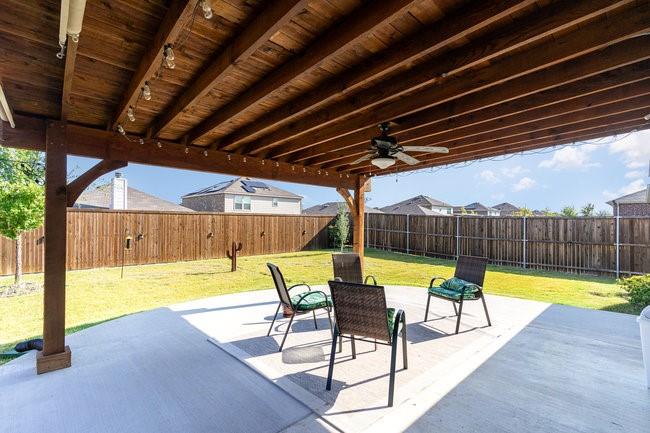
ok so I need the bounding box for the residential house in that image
[380,195,453,215]
[181,177,302,214]
[492,202,520,216]
[607,186,650,216]
[74,173,192,212]
[453,202,501,216]
[303,201,383,215]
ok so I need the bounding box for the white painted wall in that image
[224,194,302,214]
[111,175,127,210]
[431,206,453,215]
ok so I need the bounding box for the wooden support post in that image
[37,121,71,374]
[353,177,369,270]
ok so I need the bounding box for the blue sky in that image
[69,129,650,213]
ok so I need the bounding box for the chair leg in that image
[278,313,295,352]
[326,308,334,338]
[338,333,343,353]
[401,314,408,370]
[326,327,339,391]
[312,310,318,329]
[374,339,377,351]
[455,298,464,334]
[481,293,492,327]
[351,335,356,359]
[424,293,431,321]
[452,301,458,316]
[267,302,282,336]
[388,337,398,407]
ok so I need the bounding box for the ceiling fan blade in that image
[394,151,420,165]
[350,154,373,165]
[401,145,449,154]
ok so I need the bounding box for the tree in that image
[0,147,45,285]
[580,203,595,217]
[542,208,558,217]
[596,209,612,217]
[560,205,578,217]
[334,204,350,252]
[515,207,534,217]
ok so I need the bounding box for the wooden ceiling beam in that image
[351,111,649,175]
[318,77,650,168]
[185,0,421,144]
[263,4,650,161]
[214,0,538,151]
[362,122,649,177]
[60,39,78,120]
[336,100,650,171]
[0,115,358,190]
[110,0,197,130]
[149,0,310,137]
[242,0,634,158]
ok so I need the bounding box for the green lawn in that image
[0,248,633,362]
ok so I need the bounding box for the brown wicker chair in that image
[267,263,333,352]
[332,253,377,284]
[424,255,491,334]
[326,280,407,407]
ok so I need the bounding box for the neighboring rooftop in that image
[182,177,302,200]
[380,195,452,215]
[454,202,499,213]
[302,201,383,215]
[606,187,650,206]
[493,202,520,214]
[75,182,191,212]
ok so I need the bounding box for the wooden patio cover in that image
[0,0,648,373]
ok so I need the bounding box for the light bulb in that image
[117,124,125,135]
[127,106,136,122]
[142,82,151,101]
[164,45,175,61]
[203,149,208,157]
[185,146,189,154]
[201,0,213,19]
[157,141,162,148]
[644,113,650,121]
[139,138,144,145]
[165,57,176,69]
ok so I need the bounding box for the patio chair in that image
[266,263,333,352]
[332,253,377,284]
[325,280,407,407]
[424,255,491,334]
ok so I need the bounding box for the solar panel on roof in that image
[241,185,256,193]
[242,180,269,189]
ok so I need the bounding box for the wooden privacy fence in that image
[0,209,334,275]
[365,213,650,276]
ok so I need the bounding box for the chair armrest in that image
[392,309,406,341]
[460,283,481,293]
[364,275,378,285]
[292,290,327,309]
[428,277,447,288]
[288,283,311,292]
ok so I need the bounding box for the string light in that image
[185,146,190,154]
[127,106,136,122]
[200,0,213,19]
[243,157,247,163]
[227,154,231,161]
[164,44,176,69]
[142,82,152,101]
[261,160,265,165]
[156,141,162,148]
[203,149,209,157]
[117,124,126,136]
[275,161,279,167]
[303,168,306,173]
[138,138,144,145]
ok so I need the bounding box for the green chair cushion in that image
[440,277,479,293]
[428,285,478,300]
[291,291,332,311]
[387,307,396,334]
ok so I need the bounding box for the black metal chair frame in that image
[424,256,492,334]
[332,253,378,285]
[267,263,333,352]
[325,280,408,407]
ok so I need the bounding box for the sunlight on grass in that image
[0,248,632,363]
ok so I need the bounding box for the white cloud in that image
[538,144,600,170]
[500,165,528,178]
[512,177,536,192]
[609,130,650,168]
[602,179,646,200]
[625,170,646,179]
[478,170,500,184]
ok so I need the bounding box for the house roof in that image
[302,202,383,216]
[454,202,499,212]
[492,202,520,213]
[380,195,452,215]
[606,188,649,206]
[182,177,302,200]
[76,184,192,212]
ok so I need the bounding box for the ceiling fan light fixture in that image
[371,156,396,169]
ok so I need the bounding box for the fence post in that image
[456,215,461,259]
[406,214,410,254]
[522,216,527,269]
[616,207,621,278]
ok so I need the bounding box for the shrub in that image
[619,275,650,308]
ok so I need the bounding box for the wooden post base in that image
[36,346,72,374]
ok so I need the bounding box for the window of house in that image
[272,198,279,207]
[234,195,251,211]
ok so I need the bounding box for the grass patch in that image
[0,248,634,365]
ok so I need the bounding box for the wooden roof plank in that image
[61,39,78,120]
[185,0,422,144]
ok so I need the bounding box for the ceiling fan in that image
[351,122,449,169]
